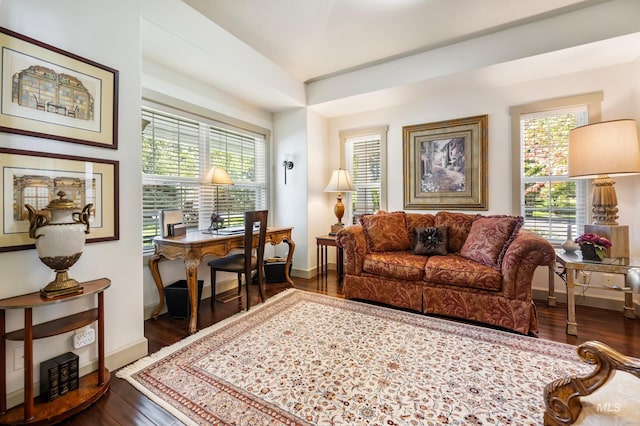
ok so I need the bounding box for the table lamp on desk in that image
[205,166,234,231]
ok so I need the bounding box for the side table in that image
[316,235,344,284]
[550,250,638,336]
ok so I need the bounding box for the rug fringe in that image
[116,287,298,379]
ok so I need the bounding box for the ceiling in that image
[183,0,602,82]
[141,0,640,114]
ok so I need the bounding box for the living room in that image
[1,0,640,423]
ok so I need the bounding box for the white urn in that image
[25,191,92,298]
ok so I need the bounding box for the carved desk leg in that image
[149,253,165,320]
[282,237,296,287]
[185,256,201,335]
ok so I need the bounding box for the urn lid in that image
[46,191,76,210]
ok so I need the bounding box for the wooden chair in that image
[208,210,268,311]
[544,340,640,425]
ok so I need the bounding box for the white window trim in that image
[509,92,603,222]
[339,125,388,222]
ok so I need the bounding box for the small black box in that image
[39,359,60,401]
[55,352,79,395]
[263,259,292,283]
[164,280,204,319]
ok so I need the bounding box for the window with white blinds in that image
[341,126,387,224]
[142,106,267,253]
[519,109,589,243]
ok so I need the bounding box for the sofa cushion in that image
[363,252,427,281]
[413,226,448,256]
[434,212,475,253]
[423,254,502,291]
[406,213,435,248]
[361,211,411,252]
[459,215,524,269]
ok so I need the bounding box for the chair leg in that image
[210,269,216,308]
[257,269,265,302]
[245,273,250,311]
[237,273,242,294]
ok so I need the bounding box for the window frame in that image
[141,98,271,254]
[339,125,388,224]
[509,92,603,243]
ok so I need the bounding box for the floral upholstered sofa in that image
[335,211,555,335]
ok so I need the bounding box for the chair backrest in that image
[243,210,268,281]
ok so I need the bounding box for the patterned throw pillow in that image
[413,226,448,256]
[459,215,524,269]
[360,211,411,252]
[434,212,475,253]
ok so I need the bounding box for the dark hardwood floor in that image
[59,272,640,425]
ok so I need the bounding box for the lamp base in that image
[330,223,345,235]
[584,224,629,259]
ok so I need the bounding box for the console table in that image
[550,250,638,336]
[149,227,295,335]
[0,278,110,424]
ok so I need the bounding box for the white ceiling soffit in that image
[141,0,306,112]
[306,0,640,109]
[144,0,640,115]
[184,0,602,83]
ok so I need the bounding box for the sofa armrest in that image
[501,229,555,300]
[336,225,366,276]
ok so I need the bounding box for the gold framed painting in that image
[403,115,488,210]
[0,148,119,252]
[0,26,118,148]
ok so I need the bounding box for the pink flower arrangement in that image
[575,233,612,259]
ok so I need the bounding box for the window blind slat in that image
[142,106,267,253]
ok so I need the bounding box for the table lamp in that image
[205,166,234,231]
[568,119,640,258]
[324,168,355,235]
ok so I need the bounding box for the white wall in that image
[324,59,640,303]
[0,0,145,399]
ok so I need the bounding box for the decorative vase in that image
[580,243,601,262]
[25,191,93,298]
[561,225,579,253]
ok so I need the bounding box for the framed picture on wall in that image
[0,26,118,149]
[403,114,488,210]
[0,148,119,252]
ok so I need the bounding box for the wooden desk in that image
[550,250,638,336]
[316,235,343,283]
[149,227,295,334]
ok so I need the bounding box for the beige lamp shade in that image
[568,119,640,178]
[568,119,640,251]
[324,169,355,193]
[205,166,234,185]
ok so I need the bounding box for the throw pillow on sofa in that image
[459,215,524,269]
[361,211,411,252]
[434,211,475,253]
[414,226,448,256]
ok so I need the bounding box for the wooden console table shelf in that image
[0,278,110,425]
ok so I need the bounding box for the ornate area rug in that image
[117,290,590,425]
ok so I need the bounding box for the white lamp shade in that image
[324,169,355,192]
[205,167,234,185]
[568,119,640,178]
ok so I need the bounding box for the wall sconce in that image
[282,156,294,184]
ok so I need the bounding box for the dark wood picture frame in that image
[0,26,118,149]
[0,148,119,252]
[403,115,488,210]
